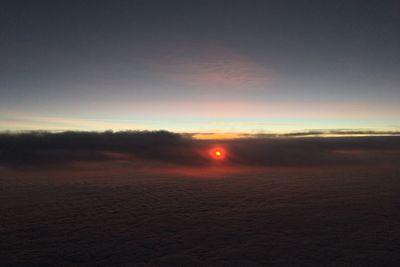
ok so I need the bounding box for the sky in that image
[1,0,400,133]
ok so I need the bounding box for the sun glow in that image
[210,147,226,160]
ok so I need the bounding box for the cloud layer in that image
[1,131,400,170]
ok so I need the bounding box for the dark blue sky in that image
[1,0,399,132]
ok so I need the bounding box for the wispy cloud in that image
[150,45,270,90]
[0,116,147,132]
[192,130,400,140]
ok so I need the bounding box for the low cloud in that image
[1,131,400,170]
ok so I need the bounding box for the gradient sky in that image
[1,0,400,133]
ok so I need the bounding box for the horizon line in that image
[1,129,400,140]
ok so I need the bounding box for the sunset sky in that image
[1,0,400,133]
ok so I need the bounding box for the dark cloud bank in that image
[2,131,400,266]
[1,130,400,169]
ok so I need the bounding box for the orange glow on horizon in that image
[210,147,226,160]
[193,133,245,140]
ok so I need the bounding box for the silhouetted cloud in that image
[250,130,400,138]
[225,136,400,167]
[0,131,199,168]
[1,131,400,169]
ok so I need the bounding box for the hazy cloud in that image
[151,45,269,90]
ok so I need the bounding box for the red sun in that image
[210,147,226,160]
